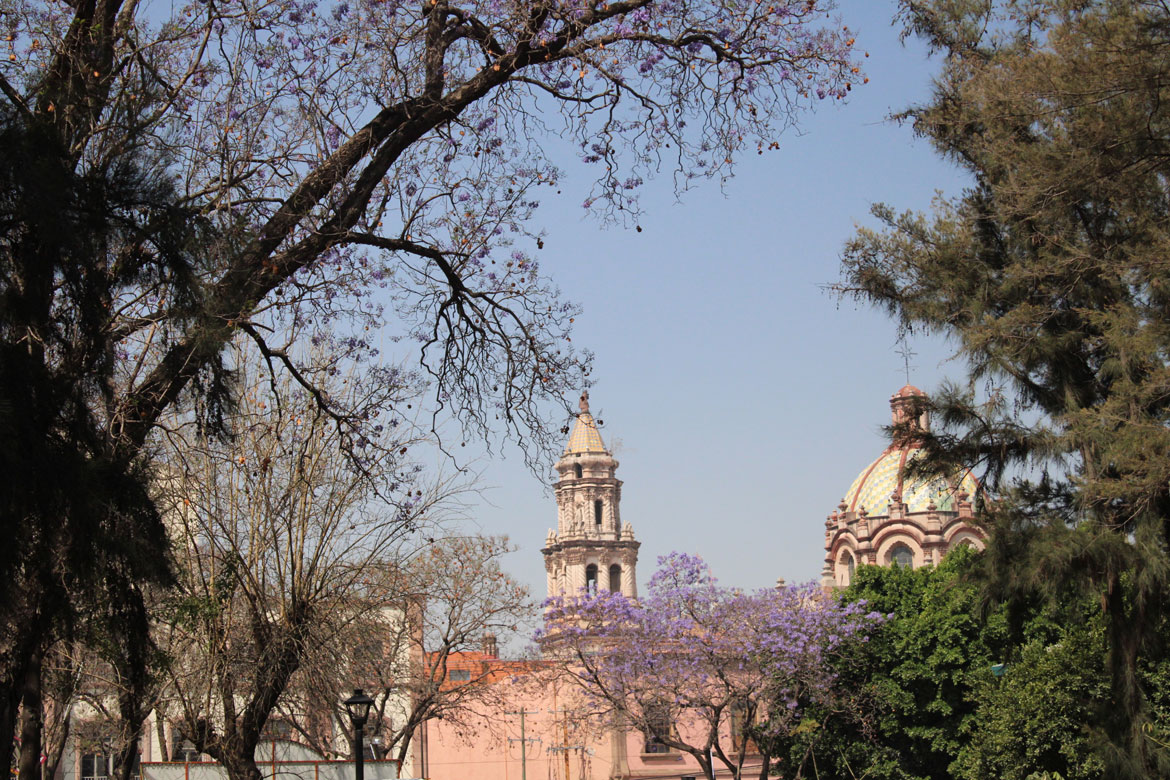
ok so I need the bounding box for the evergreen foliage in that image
[0,108,200,778]
[777,550,1157,780]
[838,1,1170,774]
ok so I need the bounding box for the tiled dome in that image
[823,384,986,588]
[843,445,977,515]
[564,412,606,454]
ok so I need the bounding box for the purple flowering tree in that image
[2,1,861,775]
[539,553,880,780]
[4,0,863,456]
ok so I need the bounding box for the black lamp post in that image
[343,689,375,780]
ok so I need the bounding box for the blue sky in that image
[447,2,973,602]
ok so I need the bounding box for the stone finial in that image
[775,577,787,590]
[546,529,556,544]
[579,390,590,413]
[622,521,634,540]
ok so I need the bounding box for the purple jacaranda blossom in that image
[538,553,881,778]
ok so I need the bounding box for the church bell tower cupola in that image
[542,392,640,601]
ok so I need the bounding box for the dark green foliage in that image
[956,623,1108,780]
[838,1,1170,775]
[769,549,998,780]
[0,106,207,777]
[771,552,1151,780]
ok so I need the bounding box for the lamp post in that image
[343,689,375,780]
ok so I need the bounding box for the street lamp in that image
[343,689,375,780]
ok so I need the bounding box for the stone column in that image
[622,558,637,599]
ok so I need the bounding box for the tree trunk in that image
[113,724,143,780]
[42,704,72,780]
[1106,575,1151,776]
[18,646,44,780]
[154,710,171,762]
[1,588,44,780]
[0,690,21,780]
[217,742,264,780]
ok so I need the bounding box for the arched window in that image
[838,551,855,586]
[888,543,914,569]
[585,564,598,594]
[574,463,583,479]
[609,564,622,592]
[594,499,603,528]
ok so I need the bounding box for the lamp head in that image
[343,689,375,728]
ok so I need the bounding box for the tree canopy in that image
[541,552,881,780]
[2,0,863,776]
[780,548,1159,780]
[838,3,1170,773]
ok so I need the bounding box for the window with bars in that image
[888,543,914,569]
[642,703,674,754]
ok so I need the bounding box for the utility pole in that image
[547,708,586,780]
[507,709,541,780]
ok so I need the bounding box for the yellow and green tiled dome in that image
[844,445,977,515]
[842,384,977,515]
[564,412,607,454]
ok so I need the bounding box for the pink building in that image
[425,386,985,780]
[421,656,764,780]
[423,396,764,780]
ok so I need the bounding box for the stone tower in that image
[542,391,639,600]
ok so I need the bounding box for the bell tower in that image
[542,392,639,600]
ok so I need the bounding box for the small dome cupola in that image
[889,384,929,445]
[564,390,608,455]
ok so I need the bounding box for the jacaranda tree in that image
[1,0,863,774]
[540,553,880,780]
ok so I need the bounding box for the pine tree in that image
[839,1,1170,775]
